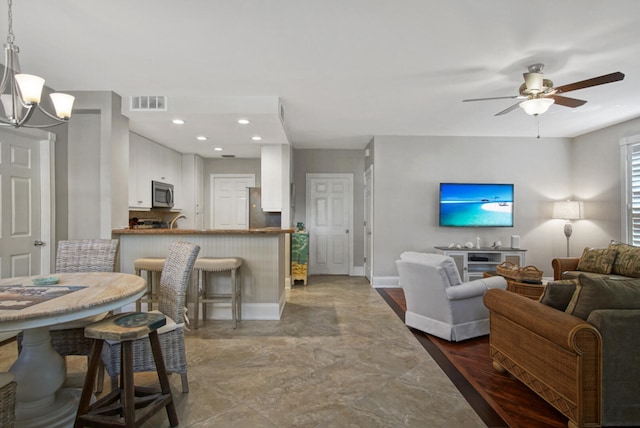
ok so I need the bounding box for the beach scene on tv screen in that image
[440,183,513,227]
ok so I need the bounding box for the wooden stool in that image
[193,257,242,329]
[75,312,178,428]
[133,258,165,311]
[0,372,16,428]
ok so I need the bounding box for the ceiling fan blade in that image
[550,95,587,108]
[555,71,625,94]
[463,95,521,102]
[495,102,521,116]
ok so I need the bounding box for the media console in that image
[434,247,527,282]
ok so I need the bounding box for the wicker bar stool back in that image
[0,372,16,428]
[17,239,119,393]
[101,241,200,394]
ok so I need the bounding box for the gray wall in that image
[571,116,640,250]
[292,149,366,267]
[370,135,574,281]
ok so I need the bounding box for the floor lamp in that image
[553,200,584,257]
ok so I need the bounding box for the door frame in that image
[0,127,54,276]
[305,173,354,275]
[364,165,373,282]
[209,173,255,229]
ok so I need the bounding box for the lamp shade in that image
[519,97,554,115]
[15,74,45,104]
[50,93,75,119]
[553,200,584,220]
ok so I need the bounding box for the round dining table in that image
[0,272,146,428]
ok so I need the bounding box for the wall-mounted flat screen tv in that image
[439,183,514,227]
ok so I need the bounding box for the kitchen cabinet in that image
[261,144,287,212]
[129,135,152,209]
[129,134,183,210]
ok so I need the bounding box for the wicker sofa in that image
[552,241,640,281]
[484,274,640,428]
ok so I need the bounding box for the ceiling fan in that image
[463,64,625,116]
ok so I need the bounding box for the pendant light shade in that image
[519,98,555,116]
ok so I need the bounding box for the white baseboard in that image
[371,276,401,288]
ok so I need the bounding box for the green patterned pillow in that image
[576,247,617,275]
[609,242,640,278]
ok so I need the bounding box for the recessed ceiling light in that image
[237,119,250,125]
[172,119,185,125]
[251,136,262,141]
[196,136,207,141]
[214,147,223,151]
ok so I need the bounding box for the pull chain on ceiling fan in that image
[463,63,625,117]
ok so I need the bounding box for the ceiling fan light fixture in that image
[519,97,554,116]
[523,72,543,93]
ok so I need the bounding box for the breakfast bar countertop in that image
[112,227,294,235]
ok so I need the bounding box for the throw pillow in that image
[565,274,640,320]
[609,242,640,277]
[538,279,578,311]
[576,247,617,274]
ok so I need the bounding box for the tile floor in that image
[1,275,485,427]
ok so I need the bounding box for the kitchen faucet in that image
[170,214,186,229]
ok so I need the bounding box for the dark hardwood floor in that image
[378,287,568,428]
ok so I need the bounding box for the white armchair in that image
[396,251,507,341]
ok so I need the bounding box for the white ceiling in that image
[6,0,640,158]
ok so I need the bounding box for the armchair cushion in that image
[566,275,640,320]
[576,247,617,274]
[400,251,462,286]
[538,279,578,311]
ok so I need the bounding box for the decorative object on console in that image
[552,200,584,257]
[0,0,75,128]
[510,235,520,249]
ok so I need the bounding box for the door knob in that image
[34,240,45,246]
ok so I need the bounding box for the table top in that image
[0,272,146,332]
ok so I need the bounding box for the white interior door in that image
[306,174,353,275]
[364,166,373,282]
[211,174,255,229]
[0,130,51,278]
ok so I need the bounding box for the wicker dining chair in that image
[100,241,200,393]
[18,239,119,392]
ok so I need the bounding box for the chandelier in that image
[0,0,74,128]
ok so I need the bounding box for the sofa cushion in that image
[538,279,578,311]
[400,252,462,286]
[609,242,640,278]
[576,247,617,275]
[565,274,640,320]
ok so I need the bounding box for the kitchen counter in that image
[112,227,293,235]
[112,228,292,320]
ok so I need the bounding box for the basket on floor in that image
[0,372,16,428]
[496,261,542,282]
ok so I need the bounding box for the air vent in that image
[130,96,167,111]
[221,154,236,158]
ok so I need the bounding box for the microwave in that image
[152,181,174,208]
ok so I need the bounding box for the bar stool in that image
[0,372,16,428]
[75,312,178,428]
[133,257,165,311]
[193,257,243,329]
